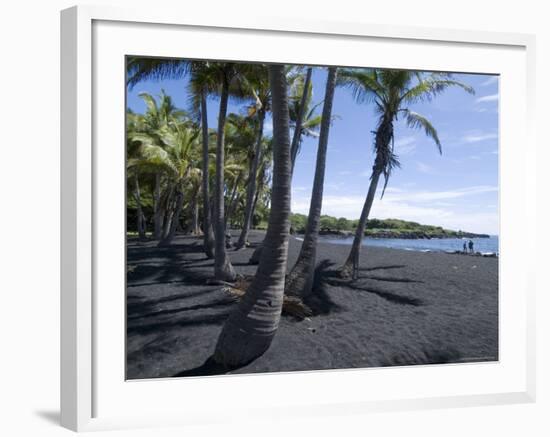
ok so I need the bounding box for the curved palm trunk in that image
[153,173,162,240]
[236,110,265,249]
[214,75,236,281]
[290,67,312,175]
[200,89,215,258]
[285,67,337,297]
[341,117,393,278]
[213,65,292,368]
[133,172,147,240]
[339,169,381,278]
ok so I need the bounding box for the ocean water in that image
[316,235,499,254]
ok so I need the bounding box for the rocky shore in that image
[309,229,491,239]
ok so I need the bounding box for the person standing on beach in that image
[463,241,467,253]
[468,240,474,254]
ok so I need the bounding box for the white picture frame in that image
[60,5,536,432]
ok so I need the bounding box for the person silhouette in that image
[468,240,474,254]
[463,241,467,253]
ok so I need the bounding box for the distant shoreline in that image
[294,229,492,240]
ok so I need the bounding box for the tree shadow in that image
[172,357,232,377]
[172,354,260,377]
[128,299,234,321]
[361,275,423,284]
[307,259,344,315]
[325,277,424,306]
[128,264,213,288]
[379,346,462,366]
[361,265,406,272]
[127,287,217,311]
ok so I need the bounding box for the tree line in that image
[127,60,473,369]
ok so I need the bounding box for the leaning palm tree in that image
[285,67,338,298]
[337,69,474,278]
[213,64,292,368]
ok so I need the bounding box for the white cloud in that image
[481,76,498,86]
[394,136,417,155]
[380,185,497,202]
[462,132,498,144]
[291,185,499,234]
[338,170,352,176]
[416,161,434,174]
[476,93,499,104]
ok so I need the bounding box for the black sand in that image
[126,230,498,379]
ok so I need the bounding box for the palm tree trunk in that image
[285,67,338,297]
[214,73,236,281]
[340,167,382,278]
[200,88,215,258]
[213,65,292,368]
[160,185,175,241]
[153,173,162,240]
[236,110,265,249]
[341,115,394,278]
[191,191,200,235]
[159,190,184,246]
[225,172,242,227]
[290,67,312,175]
[251,184,261,220]
[133,172,147,240]
[248,68,311,264]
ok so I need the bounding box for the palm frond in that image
[127,58,190,89]
[403,110,442,153]
[337,69,385,105]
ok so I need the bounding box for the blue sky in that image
[127,66,499,235]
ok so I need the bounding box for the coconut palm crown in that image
[337,69,474,277]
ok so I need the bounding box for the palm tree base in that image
[248,244,263,264]
[212,315,276,368]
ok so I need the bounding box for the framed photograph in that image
[61,5,536,432]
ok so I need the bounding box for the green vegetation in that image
[290,213,488,239]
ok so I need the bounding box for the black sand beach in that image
[126,230,498,379]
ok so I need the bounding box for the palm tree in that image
[289,67,318,173]
[127,59,190,240]
[211,63,240,281]
[187,63,224,258]
[247,68,320,264]
[129,107,201,246]
[285,67,338,298]
[213,64,292,368]
[127,58,218,257]
[337,69,474,278]
[235,66,272,249]
[223,113,258,227]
